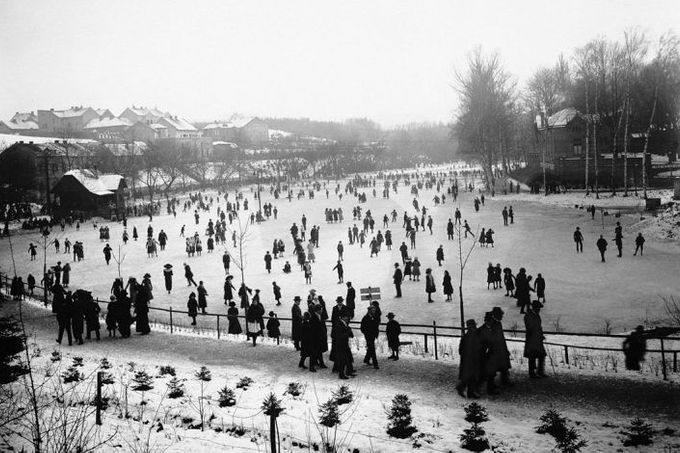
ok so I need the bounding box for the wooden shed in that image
[52,169,126,219]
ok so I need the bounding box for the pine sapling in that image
[464,402,489,424]
[536,408,568,438]
[285,381,304,398]
[217,386,236,407]
[386,394,417,438]
[99,357,112,369]
[236,376,254,389]
[622,417,654,447]
[62,365,84,383]
[50,350,62,363]
[319,399,340,428]
[167,377,185,399]
[332,384,354,405]
[554,426,587,453]
[460,423,490,452]
[194,366,212,431]
[72,356,84,367]
[131,369,154,421]
[158,365,176,376]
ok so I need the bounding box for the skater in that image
[197,281,208,314]
[524,301,546,378]
[84,296,101,341]
[573,227,584,253]
[272,281,282,305]
[332,260,344,284]
[292,296,303,350]
[106,296,117,337]
[246,298,265,346]
[266,311,281,343]
[502,207,509,226]
[264,251,272,273]
[184,263,197,286]
[360,305,380,369]
[480,307,512,395]
[443,270,454,301]
[463,220,474,238]
[596,235,608,262]
[436,245,444,266]
[223,251,231,274]
[187,292,198,326]
[386,312,401,360]
[393,263,403,298]
[163,264,173,294]
[456,319,482,398]
[533,273,546,303]
[622,325,647,370]
[614,222,623,258]
[223,275,235,304]
[331,312,355,379]
[56,292,73,345]
[227,301,242,334]
[103,243,112,265]
[633,233,645,256]
[425,268,436,302]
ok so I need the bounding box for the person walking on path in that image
[425,268,436,302]
[386,312,401,360]
[436,245,444,266]
[103,243,112,265]
[524,301,547,378]
[573,227,584,253]
[331,313,355,379]
[502,207,509,226]
[360,306,380,369]
[226,301,242,334]
[246,298,265,346]
[163,264,173,294]
[197,281,208,314]
[633,233,645,256]
[264,251,272,273]
[84,297,101,341]
[345,282,356,318]
[456,319,482,398]
[291,296,303,351]
[480,307,512,395]
[184,263,197,286]
[614,221,624,258]
[533,273,546,303]
[62,263,71,288]
[623,325,647,370]
[187,292,198,326]
[56,292,73,346]
[223,275,235,305]
[272,281,282,305]
[596,235,608,262]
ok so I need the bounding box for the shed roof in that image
[84,117,133,129]
[61,170,124,196]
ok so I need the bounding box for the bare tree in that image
[455,204,478,335]
[527,67,560,195]
[573,45,595,193]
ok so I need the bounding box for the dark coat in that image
[227,306,242,334]
[523,311,546,358]
[187,296,198,317]
[459,326,483,382]
[224,281,235,301]
[346,287,356,314]
[291,303,303,341]
[360,313,380,340]
[84,300,100,332]
[443,274,453,295]
[386,319,401,350]
[393,268,403,284]
[330,320,354,365]
[164,269,173,291]
[266,318,281,337]
[479,320,511,375]
[425,273,436,293]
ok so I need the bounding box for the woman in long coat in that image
[412,258,421,281]
[134,284,151,335]
[486,263,495,289]
[425,268,436,302]
[197,281,208,314]
[224,276,235,304]
[84,296,101,340]
[246,299,265,346]
[523,302,547,378]
[226,301,242,334]
[187,292,198,326]
[456,319,482,398]
[503,268,515,297]
[442,270,454,301]
[163,265,173,294]
[71,290,86,345]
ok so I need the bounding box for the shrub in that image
[62,365,84,383]
[386,394,417,438]
[464,402,489,425]
[194,366,212,382]
[167,377,185,399]
[622,417,654,447]
[100,372,115,385]
[99,357,112,369]
[72,357,84,367]
[50,350,62,363]
[554,426,587,453]
[285,381,304,398]
[131,370,154,391]
[319,399,340,428]
[218,386,236,407]
[262,393,284,417]
[236,376,254,389]
[332,385,354,405]
[158,365,176,376]
[536,408,568,438]
[459,423,490,452]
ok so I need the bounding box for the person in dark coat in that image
[197,281,208,314]
[239,283,252,309]
[103,243,112,265]
[106,295,118,337]
[227,301,242,334]
[291,296,303,350]
[224,275,235,304]
[56,291,73,346]
[309,303,329,370]
[524,301,547,378]
[266,311,281,342]
[425,268,436,302]
[84,295,101,341]
[456,319,482,398]
[515,268,532,314]
[393,263,403,298]
[27,273,36,296]
[633,233,645,256]
[443,270,454,301]
[52,282,65,314]
[623,325,647,370]
[163,264,173,294]
[187,292,198,326]
[298,312,312,369]
[479,307,511,394]
[596,235,608,262]
[385,312,401,360]
[332,260,344,284]
[272,281,282,305]
[246,299,265,346]
[331,313,355,379]
[573,227,584,253]
[117,290,133,338]
[61,263,71,288]
[360,306,380,369]
[533,274,546,303]
[503,268,515,297]
[134,283,151,335]
[436,245,445,266]
[71,290,86,345]
[345,282,356,318]
[184,263,197,286]
[264,251,273,273]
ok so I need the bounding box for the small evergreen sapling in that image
[217,386,236,407]
[464,402,489,424]
[285,381,304,398]
[131,370,154,392]
[536,408,568,438]
[72,356,84,367]
[167,377,185,399]
[50,350,62,363]
[386,394,417,438]
[460,402,490,452]
[194,366,212,431]
[554,426,587,453]
[236,376,254,389]
[158,365,176,376]
[99,357,112,369]
[262,393,284,417]
[62,365,84,383]
[622,417,654,447]
[332,385,354,405]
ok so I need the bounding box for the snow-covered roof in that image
[47,107,95,118]
[203,122,234,130]
[10,112,36,123]
[547,108,584,128]
[149,123,167,130]
[268,129,293,138]
[161,117,198,131]
[102,141,147,156]
[0,133,97,151]
[212,141,238,148]
[84,117,133,129]
[1,119,39,130]
[62,169,124,196]
[229,117,257,128]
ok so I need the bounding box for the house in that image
[202,122,238,141]
[128,121,168,142]
[52,169,127,219]
[37,106,100,133]
[95,109,116,120]
[231,117,269,144]
[84,117,133,140]
[119,106,169,125]
[0,117,40,134]
[157,116,201,139]
[0,141,95,205]
[530,107,647,186]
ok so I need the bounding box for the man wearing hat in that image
[345,282,356,318]
[291,296,303,351]
[163,264,173,294]
[331,312,355,379]
[393,263,403,298]
[524,301,546,378]
[331,296,347,328]
[360,305,380,369]
[457,319,482,398]
[480,307,511,394]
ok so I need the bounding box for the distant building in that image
[37,106,100,133]
[84,117,133,141]
[202,122,237,141]
[119,106,169,125]
[0,113,40,134]
[202,117,268,144]
[157,116,201,139]
[95,108,116,120]
[52,169,127,219]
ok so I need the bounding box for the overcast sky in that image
[0,0,678,127]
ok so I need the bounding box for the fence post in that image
[564,345,569,365]
[424,334,428,353]
[433,321,438,360]
[660,338,667,381]
[674,352,678,373]
[169,307,173,334]
[96,371,103,425]
[217,315,221,339]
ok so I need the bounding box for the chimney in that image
[29,141,34,144]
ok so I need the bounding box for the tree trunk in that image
[612,104,625,195]
[623,95,630,196]
[585,81,590,194]
[642,85,658,199]
[594,86,599,199]
[543,115,549,196]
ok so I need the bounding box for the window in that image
[573,139,583,156]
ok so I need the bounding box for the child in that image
[106,296,117,337]
[187,292,198,326]
[266,311,281,344]
[386,312,401,360]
